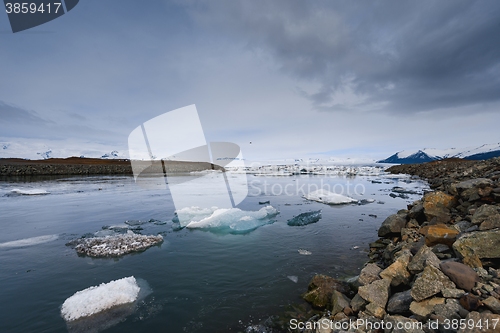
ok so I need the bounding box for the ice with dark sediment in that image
[69,231,163,257]
[287,210,322,226]
[303,189,357,205]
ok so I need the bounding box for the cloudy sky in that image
[1,0,499,161]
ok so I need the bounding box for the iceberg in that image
[70,231,163,257]
[9,188,50,195]
[287,276,299,283]
[298,249,312,255]
[61,276,140,322]
[287,210,322,226]
[184,206,279,233]
[303,189,358,205]
[0,234,58,248]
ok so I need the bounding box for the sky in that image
[1,0,500,161]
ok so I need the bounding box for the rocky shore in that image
[0,157,222,176]
[293,158,500,333]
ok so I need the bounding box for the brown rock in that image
[380,251,412,287]
[358,263,382,286]
[453,229,500,260]
[410,297,445,318]
[457,311,500,333]
[365,302,386,319]
[358,278,391,308]
[330,290,351,315]
[483,296,500,314]
[440,261,480,291]
[302,274,350,309]
[423,191,456,224]
[459,294,482,311]
[425,224,460,247]
[408,245,441,274]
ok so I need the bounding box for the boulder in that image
[378,213,407,237]
[440,261,479,291]
[387,290,413,314]
[453,229,500,260]
[358,278,391,308]
[459,294,482,311]
[441,288,466,298]
[380,251,412,287]
[358,263,382,286]
[365,302,386,319]
[408,245,441,274]
[330,290,351,315]
[302,274,350,309]
[423,191,455,223]
[433,298,462,320]
[410,297,445,318]
[483,296,500,314]
[411,265,455,302]
[471,204,500,231]
[457,311,500,333]
[451,178,493,194]
[350,293,367,313]
[425,224,460,247]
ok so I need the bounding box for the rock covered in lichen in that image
[72,231,163,257]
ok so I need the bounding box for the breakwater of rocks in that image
[0,158,222,176]
[290,158,500,333]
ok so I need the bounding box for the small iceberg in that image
[303,189,357,205]
[298,249,312,255]
[183,206,279,233]
[287,210,322,226]
[0,234,58,248]
[287,276,298,283]
[61,276,140,322]
[9,188,50,196]
[69,231,163,257]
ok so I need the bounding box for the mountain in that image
[378,143,500,164]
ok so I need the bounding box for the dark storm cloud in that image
[185,0,500,114]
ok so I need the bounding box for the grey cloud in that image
[0,101,51,124]
[184,0,500,115]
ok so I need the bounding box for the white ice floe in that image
[190,169,222,175]
[0,234,58,248]
[303,189,358,205]
[61,276,140,321]
[184,206,279,233]
[9,188,50,195]
[298,249,312,255]
[287,276,299,283]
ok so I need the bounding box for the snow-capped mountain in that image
[378,143,500,164]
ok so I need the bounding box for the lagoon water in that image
[0,171,427,332]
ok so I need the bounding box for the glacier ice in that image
[0,234,58,248]
[287,210,322,226]
[9,188,50,196]
[287,276,298,283]
[298,249,312,255]
[180,206,279,233]
[303,189,357,205]
[61,276,140,322]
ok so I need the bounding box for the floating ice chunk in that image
[61,276,140,322]
[357,199,375,205]
[287,276,298,283]
[70,232,163,257]
[190,169,222,175]
[287,210,322,226]
[172,206,218,227]
[184,206,279,233]
[303,189,357,205]
[298,249,312,255]
[9,188,50,195]
[0,234,58,248]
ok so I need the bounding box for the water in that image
[0,172,427,332]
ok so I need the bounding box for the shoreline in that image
[284,158,500,333]
[0,157,223,176]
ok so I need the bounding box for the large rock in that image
[358,263,382,286]
[330,290,351,315]
[411,265,455,302]
[378,213,407,237]
[424,224,460,246]
[453,229,500,260]
[380,250,412,286]
[483,296,500,314]
[408,245,441,274]
[358,278,391,308]
[433,298,462,320]
[440,261,479,291]
[410,297,445,318]
[387,290,413,314]
[451,178,493,194]
[471,204,500,231]
[457,311,500,333]
[350,293,367,313]
[302,274,350,309]
[423,191,456,223]
[365,302,386,319]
